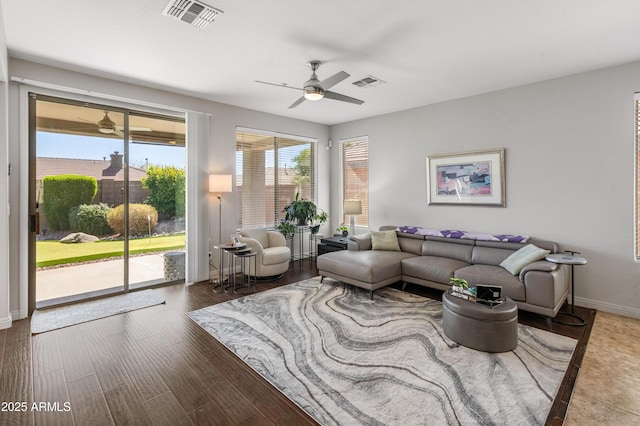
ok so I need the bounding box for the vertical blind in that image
[341,137,369,227]
[236,129,316,229]
[635,95,640,259]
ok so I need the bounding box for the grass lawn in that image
[37,234,186,267]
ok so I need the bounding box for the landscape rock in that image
[60,232,100,244]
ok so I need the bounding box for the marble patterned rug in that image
[188,277,576,425]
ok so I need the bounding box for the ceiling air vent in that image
[162,0,223,29]
[352,75,386,89]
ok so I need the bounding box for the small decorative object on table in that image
[476,284,505,307]
[336,224,349,237]
[231,233,241,245]
[449,278,476,302]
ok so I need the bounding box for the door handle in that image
[30,213,40,234]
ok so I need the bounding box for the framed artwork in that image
[426,148,505,206]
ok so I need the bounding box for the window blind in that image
[236,129,316,229]
[341,137,369,227]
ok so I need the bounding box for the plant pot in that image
[297,218,308,226]
[342,230,348,237]
[310,225,320,234]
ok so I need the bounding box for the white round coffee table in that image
[546,252,587,326]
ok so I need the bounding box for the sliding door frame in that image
[17,83,204,317]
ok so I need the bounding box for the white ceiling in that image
[3,0,640,125]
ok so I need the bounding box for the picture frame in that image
[426,148,505,206]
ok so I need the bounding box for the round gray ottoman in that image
[442,291,518,353]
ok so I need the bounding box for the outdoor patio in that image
[36,252,180,302]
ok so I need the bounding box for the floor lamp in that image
[344,200,362,236]
[209,174,233,243]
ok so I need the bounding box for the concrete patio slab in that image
[36,252,179,302]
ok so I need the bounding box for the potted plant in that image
[276,221,296,239]
[336,224,349,237]
[450,278,476,301]
[310,210,328,234]
[283,193,317,226]
[450,277,469,291]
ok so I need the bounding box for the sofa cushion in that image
[454,265,526,302]
[371,230,401,251]
[317,250,416,284]
[398,236,424,255]
[471,246,515,266]
[500,244,550,275]
[422,240,474,264]
[402,256,470,285]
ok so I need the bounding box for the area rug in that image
[31,289,165,334]
[188,277,577,425]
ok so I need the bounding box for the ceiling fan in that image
[256,60,364,109]
[95,111,152,135]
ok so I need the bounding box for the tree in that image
[141,165,185,219]
[292,147,311,194]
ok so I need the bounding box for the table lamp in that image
[344,200,362,236]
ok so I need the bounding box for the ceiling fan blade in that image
[288,96,307,109]
[115,125,152,132]
[323,90,364,105]
[255,80,303,91]
[319,71,349,90]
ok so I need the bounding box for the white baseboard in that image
[0,313,12,330]
[574,296,640,320]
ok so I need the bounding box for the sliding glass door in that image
[29,94,186,310]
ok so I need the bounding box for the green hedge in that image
[41,175,98,231]
[69,203,113,236]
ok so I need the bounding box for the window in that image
[236,128,316,229]
[341,137,369,227]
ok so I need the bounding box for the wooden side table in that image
[546,251,587,326]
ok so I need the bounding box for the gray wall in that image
[330,60,640,318]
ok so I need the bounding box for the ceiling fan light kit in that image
[97,111,116,134]
[304,86,324,101]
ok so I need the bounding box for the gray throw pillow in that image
[500,244,550,275]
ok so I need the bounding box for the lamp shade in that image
[209,174,232,193]
[344,200,362,215]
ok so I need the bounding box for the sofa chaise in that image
[317,226,569,319]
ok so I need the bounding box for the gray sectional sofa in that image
[317,226,570,318]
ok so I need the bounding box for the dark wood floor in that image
[0,260,594,425]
